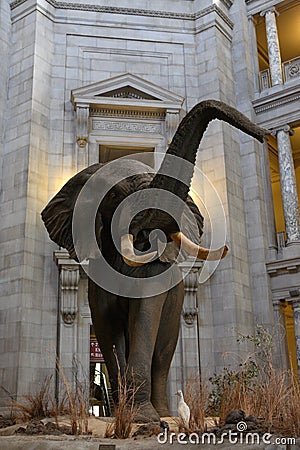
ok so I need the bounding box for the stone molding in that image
[252,85,300,115]
[266,257,300,277]
[90,108,165,120]
[10,0,233,30]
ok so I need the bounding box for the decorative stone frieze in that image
[271,125,300,243]
[91,119,163,135]
[260,8,283,86]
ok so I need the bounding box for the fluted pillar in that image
[273,300,289,370]
[75,104,89,171]
[291,299,300,376]
[165,109,180,145]
[248,15,260,92]
[272,125,300,243]
[260,8,283,86]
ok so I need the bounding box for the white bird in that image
[175,390,190,429]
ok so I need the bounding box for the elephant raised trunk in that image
[129,99,269,241]
[150,99,268,200]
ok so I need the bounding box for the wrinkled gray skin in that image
[41,100,268,422]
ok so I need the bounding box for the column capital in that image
[273,298,285,310]
[247,14,257,25]
[291,298,300,310]
[260,7,279,18]
[271,125,294,136]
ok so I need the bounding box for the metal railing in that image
[258,55,300,91]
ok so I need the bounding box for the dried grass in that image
[7,376,53,421]
[56,358,89,435]
[7,359,90,435]
[185,376,209,432]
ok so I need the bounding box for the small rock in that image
[160,420,169,431]
[132,422,161,437]
[225,409,245,424]
[245,414,258,424]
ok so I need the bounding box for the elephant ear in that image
[159,195,204,263]
[41,163,104,261]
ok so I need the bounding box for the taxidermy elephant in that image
[42,100,268,422]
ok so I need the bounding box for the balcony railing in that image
[259,69,271,91]
[258,55,300,91]
[283,56,300,82]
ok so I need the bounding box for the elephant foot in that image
[134,401,160,423]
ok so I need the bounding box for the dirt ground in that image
[0,416,299,450]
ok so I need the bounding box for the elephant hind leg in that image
[88,281,127,406]
[151,281,184,417]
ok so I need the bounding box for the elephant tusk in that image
[120,234,158,267]
[170,232,228,261]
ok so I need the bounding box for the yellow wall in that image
[283,303,298,375]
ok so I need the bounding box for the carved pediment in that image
[99,86,159,101]
[71,73,184,111]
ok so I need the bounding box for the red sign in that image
[90,338,104,362]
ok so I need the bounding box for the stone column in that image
[54,251,81,397]
[273,126,300,243]
[167,260,203,415]
[273,300,289,370]
[181,260,203,382]
[291,299,300,376]
[260,8,283,86]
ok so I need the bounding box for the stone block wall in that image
[0,0,283,408]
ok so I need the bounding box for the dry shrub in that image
[105,347,139,439]
[8,375,53,421]
[209,326,300,437]
[8,359,89,435]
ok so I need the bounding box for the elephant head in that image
[41,100,268,267]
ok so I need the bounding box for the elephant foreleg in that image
[151,281,184,417]
[126,294,166,422]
